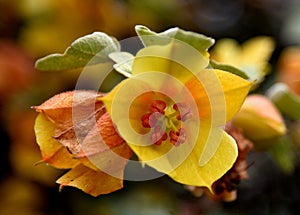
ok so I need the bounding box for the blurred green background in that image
[1,0,300,214]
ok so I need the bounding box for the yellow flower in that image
[101,40,251,190]
[211,36,274,87]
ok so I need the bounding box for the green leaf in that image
[108,52,134,78]
[267,83,300,119]
[135,25,214,54]
[269,136,296,174]
[35,32,121,71]
[209,60,249,80]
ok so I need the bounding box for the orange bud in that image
[278,47,300,96]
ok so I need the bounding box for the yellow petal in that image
[211,39,241,66]
[216,69,252,121]
[127,121,237,189]
[126,118,201,173]
[100,79,126,116]
[100,78,158,142]
[185,69,251,124]
[240,36,274,70]
[132,41,209,85]
[168,127,238,189]
[212,37,274,85]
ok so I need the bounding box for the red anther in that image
[141,113,152,128]
[151,126,167,145]
[141,112,164,128]
[169,128,186,146]
[149,100,166,114]
[173,103,179,111]
[173,103,192,121]
[177,111,193,122]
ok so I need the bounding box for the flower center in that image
[141,100,192,146]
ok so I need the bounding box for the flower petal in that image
[132,41,209,85]
[185,69,251,124]
[168,127,238,189]
[126,118,200,173]
[211,39,241,66]
[240,36,274,71]
[101,72,199,148]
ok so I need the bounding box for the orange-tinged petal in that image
[101,72,199,148]
[185,69,251,124]
[34,113,79,169]
[57,164,124,197]
[101,78,150,119]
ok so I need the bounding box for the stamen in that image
[149,100,166,114]
[141,100,189,146]
[169,128,186,146]
[141,113,152,128]
[173,103,192,121]
[141,112,164,128]
[152,126,168,145]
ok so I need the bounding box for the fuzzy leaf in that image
[135,25,214,54]
[109,52,134,78]
[35,32,120,71]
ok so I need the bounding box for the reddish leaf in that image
[57,164,124,197]
[34,91,133,196]
[33,90,105,126]
[77,112,127,157]
[75,112,133,178]
[34,113,80,169]
[34,90,106,155]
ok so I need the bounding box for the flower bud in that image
[277,47,300,96]
[232,94,286,150]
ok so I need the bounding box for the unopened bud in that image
[232,94,286,150]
